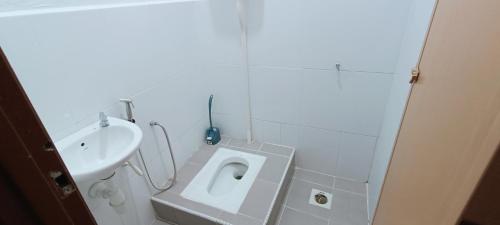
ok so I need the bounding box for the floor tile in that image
[154,193,221,219]
[330,190,368,225]
[218,212,263,225]
[284,179,334,219]
[257,152,289,183]
[239,179,279,219]
[278,207,329,225]
[189,147,216,165]
[294,168,334,188]
[151,201,178,224]
[175,209,218,225]
[261,143,294,157]
[166,179,188,195]
[153,219,174,225]
[335,178,366,195]
[176,162,203,183]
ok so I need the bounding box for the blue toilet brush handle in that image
[209,95,214,129]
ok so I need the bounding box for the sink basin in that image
[55,117,143,182]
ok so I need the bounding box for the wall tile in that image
[299,69,342,130]
[213,113,248,140]
[194,0,242,66]
[337,71,393,136]
[250,66,302,124]
[296,126,341,175]
[1,3,201,141]
[299,69,392,137]
[204,65,247,116]
[247,0,302,67]
[337,132,377,181]
[253,119,281,144]
[280,123,299,148]
[300,0,412,72]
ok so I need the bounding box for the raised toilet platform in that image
[151,139,295,225]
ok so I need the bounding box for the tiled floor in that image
[152,220,172,225]
[276,168,369,225]
[153,168,368,225]
[151,137,367,225]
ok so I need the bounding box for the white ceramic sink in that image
[55,117,143,182]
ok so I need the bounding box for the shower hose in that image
[137,121,177,194]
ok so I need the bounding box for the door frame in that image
[0,48,97,225]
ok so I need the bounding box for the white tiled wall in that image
[367,0,436,220]
[247,68,392,181]
[247,0,413,73]
[200,0,412,181]
[246,0,412,181]
[0,2,207,225]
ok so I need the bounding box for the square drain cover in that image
[309,188,332,209]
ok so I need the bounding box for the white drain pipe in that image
[236,0,254,144]
[88,176,126,214]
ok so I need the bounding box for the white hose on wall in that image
[236,0,254,144]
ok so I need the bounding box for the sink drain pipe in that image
[88,173,127,214]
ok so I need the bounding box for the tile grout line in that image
[252,118,379,138]
[224,143,290,159]
[284,206,330,223]
[295,166,367,192]
[296,166,369,184]
[277,176,295,225]
[332,175,337,191]
[292,177,334,191]
[237,212,264,224]
[365,182,371,225]
[334,188,367,197]
[292,177,366,197]
[295,167,336,179]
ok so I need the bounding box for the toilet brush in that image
[205,95,221,145]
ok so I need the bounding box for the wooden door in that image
[373,0,500,224]
[460,146,500,224]
[0,48,97,225]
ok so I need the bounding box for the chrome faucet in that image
[99,112,109,127]
[119,99,135,122]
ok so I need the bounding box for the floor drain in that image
[309,189,332,209]
[315,193,328,204]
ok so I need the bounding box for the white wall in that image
[0,1,207,225]
[193,0,250,139]
[0,0,185,13]
[199,0,414,181]
[367,0,436,220]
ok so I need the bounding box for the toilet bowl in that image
[181,147,266,213]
